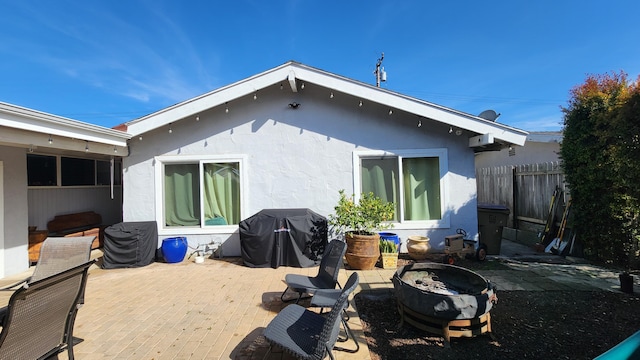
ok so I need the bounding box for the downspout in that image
[110,156,114,200]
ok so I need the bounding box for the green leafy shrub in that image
[329,189,395,236]
[561,71,640,269]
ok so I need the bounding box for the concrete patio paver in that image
[0,239,635,359]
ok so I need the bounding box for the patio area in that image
[63,255,387,360]
[0,251,388,360]
[0,239,626,359]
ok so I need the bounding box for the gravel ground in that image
[355,257,640,360]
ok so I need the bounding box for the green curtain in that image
[203,163,240,225]
[403,157,441,220]
[361,158,399,221]
[164,164,200,226]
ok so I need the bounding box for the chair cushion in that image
[284,273,336,294]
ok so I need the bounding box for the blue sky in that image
[1,1,638,131]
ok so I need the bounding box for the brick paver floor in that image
[0,240,630,359]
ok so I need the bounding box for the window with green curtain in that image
[361,157,399,221]
[360,156,441,222]
[164,161,241,227]
[203,162,240,226]
[164,163,201,226]
[402,157,441,220]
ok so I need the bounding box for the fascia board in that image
[291,65,528,146]
[126,65,294,136]
[0,126,128,156]
[0,102,130,146]
[124,62,527,146]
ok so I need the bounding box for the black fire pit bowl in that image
[392,262,497,321]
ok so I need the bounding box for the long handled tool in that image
[541,186,561,246]
[546,199,572,254]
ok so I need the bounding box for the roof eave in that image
[125,61,528,146]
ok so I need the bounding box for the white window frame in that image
[154,154,248,235]
[353,148,450,229]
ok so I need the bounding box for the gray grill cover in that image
[102,221,158,269]
[239,209,327,268]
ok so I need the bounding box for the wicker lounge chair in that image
[280,239,346,303]
[0,260,94,360]
[310,286,360,352]
[264,272,359,360]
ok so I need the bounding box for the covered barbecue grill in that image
[239,208,327,268]
[102,221,158,269]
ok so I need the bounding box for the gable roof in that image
[0,101,131,156]
[124,61,527,148]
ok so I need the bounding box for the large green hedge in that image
[560,72,640,269]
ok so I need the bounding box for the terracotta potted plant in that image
[329,190,395,270]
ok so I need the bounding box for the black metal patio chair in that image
[264,272,359,360]
[0,260,94,360]
[280,239,346,303]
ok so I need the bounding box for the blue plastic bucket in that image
[379,232,400,246]
[162,237,188,263]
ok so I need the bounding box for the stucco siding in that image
[0,146,29,276]
[123,85,479,255]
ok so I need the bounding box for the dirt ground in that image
[355,257,640,360]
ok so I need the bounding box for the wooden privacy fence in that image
[476,161,567,229]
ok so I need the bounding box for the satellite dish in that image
[478,110,500,122]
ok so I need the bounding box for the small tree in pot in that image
[329,190,395,270]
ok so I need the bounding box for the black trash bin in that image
[477,204,510,255]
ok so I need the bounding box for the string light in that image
[168,124,173,134]
[449,126,453,134]
[417,120,422,127]
[114,146,118,153]
[253,92,257,100]
[359,100,363,107]
[196,115,200,121]
[330,92,334,99]
[388,109,393,115]
[48,135,53,144]
[225,102,229,113]
[85,142,89,152]
[301,83,305,89]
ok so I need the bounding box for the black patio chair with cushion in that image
[309,286,360,352]
[0,236,94,334]
[264,272,360,360]
[280,239,347,303]
[0,260,94,360]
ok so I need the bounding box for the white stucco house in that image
[0,61,528,277]
[119,61,528,258]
